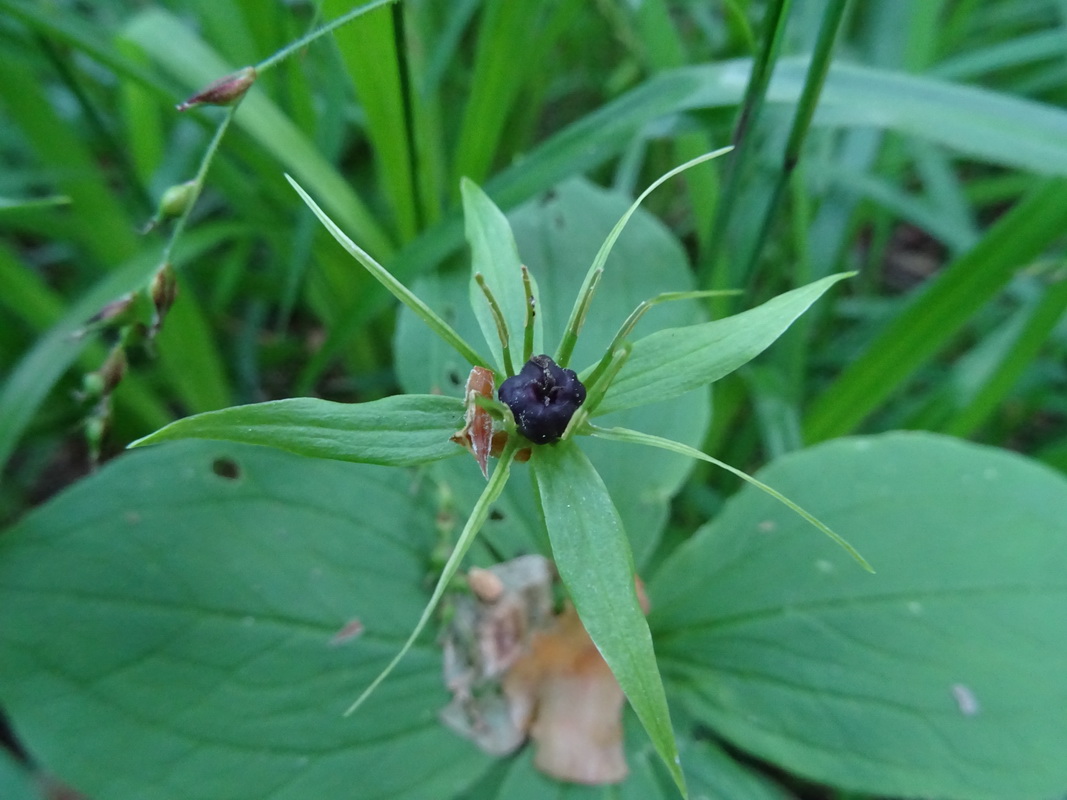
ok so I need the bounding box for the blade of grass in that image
[324,0,418,242]
[805,178,1067,441]
[154,289,232,413]
[450,0,548,191]
[630,0,723,258]
[0,0,172,97]
[0,48,138,266]
[0,226,236,480]
[701,0,793,291]
[945,271,1067,438]
[401,0,448,227]
[0,242,64,329]
[736,0,850,291]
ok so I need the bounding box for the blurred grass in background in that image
[1,0,1066,533]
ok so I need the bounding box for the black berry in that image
[498,355,587,444]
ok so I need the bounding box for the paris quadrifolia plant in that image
[131,148,871,797]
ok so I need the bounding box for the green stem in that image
[474,273,515,376]
[700,0,793,292]
[738,0,850,286]
[256,0,398,73]
[162,104,240,264]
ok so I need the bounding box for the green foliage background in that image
[1,1,1066,799]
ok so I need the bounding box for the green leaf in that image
[130,394,464,467]
[0,441,493,799]
[461,178,542,374]
[680,739,790,800]
[532,442,686,797]
[596,273,852,416]
[651,432,1067,800]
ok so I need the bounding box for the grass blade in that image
[804,179,1067,441]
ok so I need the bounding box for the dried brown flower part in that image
[467,566,505,603]
[86,293,137,328]
[149,262,178,336]
[504,603,631,785]
[450,366,496,478]
[439,555,555,755]
[442,554,650,786]
[176,66,256,111]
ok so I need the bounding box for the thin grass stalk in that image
[699,0,793,293]
[162,105,239,264]
[737,0,850,289]
[256,0,397,73]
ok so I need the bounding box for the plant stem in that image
[700,0,794,293]
[162,104,239,264]
[738,0,850,287]
[255,0,398,74]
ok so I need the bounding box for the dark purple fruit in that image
[498,355,587,444]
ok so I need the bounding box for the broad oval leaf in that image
[532,442,685,797]
[130,394,464,467]
[650,432,1067,800]
[596,273,851,416]
[0,441,492,800]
